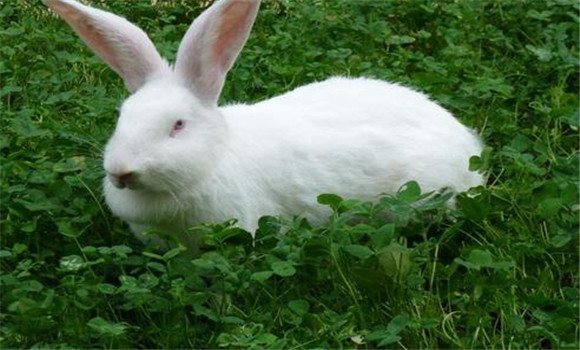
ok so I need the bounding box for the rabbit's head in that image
[45,0,260,193]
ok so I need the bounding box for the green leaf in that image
[254,333,278,345]
[397,181,421,202]
[526,9,554,21]
[509,314,526,332]
[550,233,573,248]
[340,198,364,211]
[365,328,402,346]
[418,318,440,329]
[377,334,401,347]
[57,221,83,238]
[220,316,244,324]
[371,224,395,250]
[469,155,483,171]
[59,255,85,272]
[111,245,132,258]
[52,156,85,173]
[16,280,44,293]
[251,271,274,281]
[271,261,296,277]
[143,251,164,260]
[214,227,249,242]
[526,44,553,62]
[317,193,344,211]
[12,243,28,255]
[139,273,159,289]
[163,247,182,261]
[192,303,218,321]
[510,134,533,152]
[416,191,454,211]
[538,198,563,218]
[119,275,139,289]
[97,283,117,295]
[365,329,390,342]
[82,246,97,255]
[473,77,514,96]
[455,249,514,271]
[365,314,409,346]
[146,262,166,273]
[192,258,217,273]
[378,243,411,279]
[1,27,25,36]
[327,48,352,59]
[387,314,409,334]
[468,249,493,267]
[87,317,127,337]
[216,333,234,347]
[458,195,489,221]
[386,35,415,45]
[20,220,36,233]
[343,245,375,260]
[469,147,493,172]
[288,299,310,316]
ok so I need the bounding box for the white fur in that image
[48,0,484,248]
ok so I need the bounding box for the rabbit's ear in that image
[174,0,261,107]
[44,0,167,92]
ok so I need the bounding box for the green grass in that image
[1,0,578,348]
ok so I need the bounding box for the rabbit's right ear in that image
[44,0,168,92]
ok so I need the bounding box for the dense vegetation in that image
[1,0,578,348]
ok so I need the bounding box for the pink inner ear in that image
[50,2,123,76]
[75,22,123,75]
[213,1,256,71]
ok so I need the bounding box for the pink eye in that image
[170,119,185,137]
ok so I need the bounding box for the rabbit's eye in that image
[170,119,185,137]
[174,119,185,130]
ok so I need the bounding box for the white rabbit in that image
[45,0,483,248]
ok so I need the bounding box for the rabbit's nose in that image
[118,172,134,185]
[108,171,136,189]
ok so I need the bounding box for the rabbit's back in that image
[216,77,483,226]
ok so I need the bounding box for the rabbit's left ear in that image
[174,0,261,107]
[44,0,168,92]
